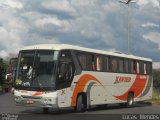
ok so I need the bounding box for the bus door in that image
[57,50,75,107]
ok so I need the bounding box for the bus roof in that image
[22,44,152,62]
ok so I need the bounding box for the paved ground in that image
[0,93,160,120]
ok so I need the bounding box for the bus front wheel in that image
[75,95,85,112]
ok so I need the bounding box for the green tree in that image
[0,58,7,85]
[153,69,160,89]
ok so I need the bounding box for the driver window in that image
[58,50,75,88]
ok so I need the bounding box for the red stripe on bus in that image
[114,75,147,101]
[71,74,103,107]
[32,91,43,96]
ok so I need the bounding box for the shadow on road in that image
[19,102,152,115]
[20,109,74,115]
[87,102,152,112]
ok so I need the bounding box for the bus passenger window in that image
[111,58,118,72]
[118,59,124,73]
[101,56,109,72]
[146,62,152,75]
[108,57,112,72]
[139,62,144,74]
[130,61,134,74]
[133,61,137,74]
[90,55,95,71]
[77,52,92,71]
[78,55,86,70]
[91,61,95,71]
[86,54,92,70]
[124,60,129,73]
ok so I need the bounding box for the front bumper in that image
[14,95,58,108]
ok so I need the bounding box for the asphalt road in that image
[0,93,160,120]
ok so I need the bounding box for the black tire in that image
[43,107,49,114]
[126,93,134,107]
[75,95,85,112]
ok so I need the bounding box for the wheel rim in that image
[128,94,134,106]
[129,97,133,106]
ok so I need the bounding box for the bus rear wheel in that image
[126,93,134,107]
[75,95,85,112]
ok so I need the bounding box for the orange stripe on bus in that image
[71,74,103,107]
[114,75,147,101]
[32,91,43,96]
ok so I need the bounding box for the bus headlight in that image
[15,96,21,102]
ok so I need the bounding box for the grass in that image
[149,89,160,105]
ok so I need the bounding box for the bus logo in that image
[114,76,131,84]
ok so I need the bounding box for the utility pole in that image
[119,0,136,54]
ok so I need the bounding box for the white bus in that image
[14,44,152,113]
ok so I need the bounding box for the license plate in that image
[26,100,34,104]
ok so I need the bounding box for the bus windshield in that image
[15,50,58,91]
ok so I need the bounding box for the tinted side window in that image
[147,62,152,75]
[101,56,109,72]
[94,55,109,72]
[124,59,129,73]
[139,61,144,74]
[77,54,87,70]
[129,60,134,74]
[118,58,124,73]
[77,52,92,71]
[111,57,118,72]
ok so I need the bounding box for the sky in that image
[0,0,159,61]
